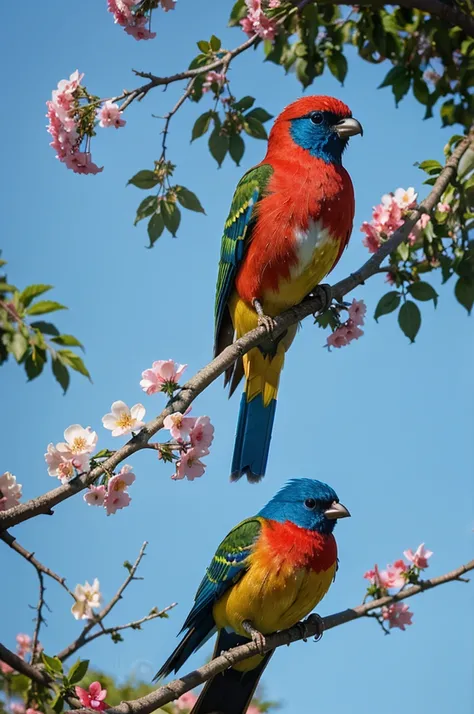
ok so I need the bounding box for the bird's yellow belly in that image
[263,227,340,315]
[213,562,336,636]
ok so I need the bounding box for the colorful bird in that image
[155,478,350,714]
[214,96,362,481]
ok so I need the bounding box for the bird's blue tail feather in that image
[231,394,276,482]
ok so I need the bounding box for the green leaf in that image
[374,291,401,321]
[418,159,443,175]
[197,40,210,53]
[0,282,15,293]
[147,212,165,247]
[243,117,268,140]
[208,127,229,167]
[26,301,67,316]
[398,241,410,261]
[229,133,245,166]
[413,76,429,105]
[30,321,60,336]
[407,281,438,306]
[229,0,247,25]
[93,448,115,459]
[24,350,45,381]
[19,284,53,308]
[161,201,181,237]
[176,187,205,213]
[245,107,273,123]
[134,196,158,226]
[210,35,221,51]
[398,300,421,342]
[51,334,84,349]
[42,653,63,675]
[327,51,348,84]
[392,70,411,106]
[9,332,28,362]
[454,276,474,314]
[378,65,406,88]
[67,659,89,685]
[234,96,255,112]
[52,357,70,394]
[52,695,64,714]
[191,111,213,141]
[58,350,91,379]
[127,170,160,190]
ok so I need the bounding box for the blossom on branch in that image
[382,602,413,631]
[99,101,126,129]
[140,359,187,396]
[107,0,178,40]
[84,465,135,515]
[57,424,98,457]
[71,579,102,620]
[241,0,278,40]
[403,543,433,569]
[172,448,206,481]
[84,485,107,507]
[326,298,366,350]
[190,416,214,453]
[75,682,109,711]
[102,401,146,436]
[163,410,196,441]
[0,472,22,511]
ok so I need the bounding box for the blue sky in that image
[1,1,473,713]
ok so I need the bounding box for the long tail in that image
[153,613,215,682]
[230,347,284,482]
[190,631,273,714]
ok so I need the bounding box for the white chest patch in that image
[290,219,333,278]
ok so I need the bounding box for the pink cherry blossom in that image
[394,187,417,209]
[203,72,227,93]
[437,202,450,213]
[379,559,408,589]
[403,543,433,569]
[57,425,98,457]
[361,222,381,253]
[0,660,14,674]
[364,564,383,587]
[382,602,413,630]
[84,485,107,507]
[240,0,278,40]
[408,213,430,244]
[175,691,198,710]
[16,634,32,658]
[124,17,157,40]
[190,416,214,453]
[105,489,131,515]
[172,448,206,481]
[75,682,109,711]
[247,707,262,714]
[326,326,349,349]
[348,299,366,326]
[44,443,88,482]
[99,101,126,129]
[11,703,25,714]
[102,401,146,436]
[0,472,22,511]
[140,359,187,395]
[268,0,280,5]
[64,152,103,175]
[27,709,39,714]
[163,411,196,441]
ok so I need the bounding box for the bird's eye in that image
[309,111,324,125]
[304,498,317,510]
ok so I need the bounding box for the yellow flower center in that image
[71,437,87,453]
[116,413,133,429]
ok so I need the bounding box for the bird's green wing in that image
[214,164,274,352]
[180,517,262,633]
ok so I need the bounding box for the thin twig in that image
[30,570,47,664]
[55,542,149,662]
[71,558,473,714]
[0,531,75,598]
[0,129,471,532]
[159,79,196,163]
[57,603,178,663]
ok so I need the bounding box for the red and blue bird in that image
[155,478,350,714]
[214,96,363,481]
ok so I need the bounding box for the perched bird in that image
[155,478,350,714]
[214,96,363,481]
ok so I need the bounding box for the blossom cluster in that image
[360,187,431,255]
[46,71,125,174]
[107,0,176,40]
[364,543,433,631]
[326,298,366,349]
[0,471,22,511]
[45,425,98,483]
[71,579,102,620]
[202,72,227,94]
[84,465,136,515]
[240,0,279,40]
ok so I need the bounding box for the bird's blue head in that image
[282,95,363,165]
[258,478,350,535]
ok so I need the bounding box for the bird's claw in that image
[313,283,332,313]
[242,619,267,656]
[252,299,275,335]
[304,613,324,642]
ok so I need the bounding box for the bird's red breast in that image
[257,518,338,574]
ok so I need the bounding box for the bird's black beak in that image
[324,501,351,520]
[334,117,363,138]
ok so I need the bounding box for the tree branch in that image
[30,569,47,665]
[55,542,149,662]
[0,129,471,532]
[69,557,473,714]
[0,643,51,687]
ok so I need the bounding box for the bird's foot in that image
[312,283,332,313]
[302,613,324,642]
[242,619,267,655]
[252,299,275,334]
